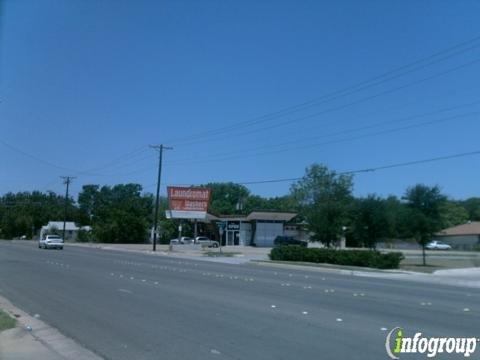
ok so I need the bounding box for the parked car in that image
[425,240,452,250]
[274,236,307,247]
[195,236,219,248]
[169,237,194,245]
[39,235,64,250]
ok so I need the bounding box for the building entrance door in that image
[226,230,239,246]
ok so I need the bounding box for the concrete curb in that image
[252,260,480,288]
[0,295,103,360]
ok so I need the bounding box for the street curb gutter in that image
[251,260,416,275]
[0,294,103,360]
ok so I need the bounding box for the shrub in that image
[77,229,93,242]
[269,246,404,269]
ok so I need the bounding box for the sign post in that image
[217,221,226,254]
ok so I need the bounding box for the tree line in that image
[1,164,479,249]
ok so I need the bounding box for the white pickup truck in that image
[39,235,64,250]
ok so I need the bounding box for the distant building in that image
[434,221,480,250]
[40,221,92,241]
[208,211,298,247]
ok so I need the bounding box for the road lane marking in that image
[118,289,132,294]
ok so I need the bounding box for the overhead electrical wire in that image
[4,35,480,186]
[138,149,480,191]
[235,150,480,185]
[162,112,477,167]
[80,106,479,178]
[167,55,480,151]
[164,35,480,146]
[162,99,480,164]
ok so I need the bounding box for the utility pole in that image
[60,176,76,241]
[150,144,173,251]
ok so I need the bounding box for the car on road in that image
[425,240,452,250]
[195,236,219,248]
[274,236,308,247]
[39,235,64,250]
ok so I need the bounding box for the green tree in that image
[350,195,390,249]
[382,195,409,239]
[462,197,480,221]
[78,184,153,243]
[202,182,250,215]
[77,185,100,225]
[291,164,353,247]
[244,194,297,214]
[440,201,469,228]
[403,184,446,265]
[0,191,77,239]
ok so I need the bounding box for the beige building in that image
[434,221,480,250]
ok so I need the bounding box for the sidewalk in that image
[0,327,65,360]
[67,241,271,264]
[0,295,102,360]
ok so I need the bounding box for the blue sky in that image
[1,0,480,200]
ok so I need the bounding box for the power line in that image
[73,100,480,177]
[169,56,480,150]
[162,112,477,167]
[162,100,480,164]
[235,150,480,185]
[164,35,480,146]
[0,138,79,173]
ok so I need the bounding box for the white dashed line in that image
[118,289,132,294]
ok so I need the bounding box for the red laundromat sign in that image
[167,187,211,212]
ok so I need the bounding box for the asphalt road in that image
[0,241,478,360]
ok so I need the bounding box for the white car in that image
[39,235,64,249]
[170,237,194,245]
[425,240,451,250]
[195,236,219,248]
